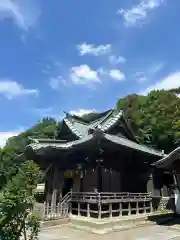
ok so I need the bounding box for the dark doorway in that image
[62,178,73,197]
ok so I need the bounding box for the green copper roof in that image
[27,133,165,157]
[104,134,164,157]
[63,109,125,138]
[27,135,93,151]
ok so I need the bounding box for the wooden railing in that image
[43,192,153,220]
[71,192,151,202]
[71,192,152,219]
[43,201,70,220]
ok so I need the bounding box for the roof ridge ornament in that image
[63,111,72,119]
[93,128,104,141]
[28,137,39,143]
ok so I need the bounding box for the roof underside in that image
[153,146,180,169]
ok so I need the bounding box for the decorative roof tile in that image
[63,109,124,138]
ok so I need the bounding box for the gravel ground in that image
[39,224,180,240]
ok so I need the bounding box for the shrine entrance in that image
[62,178,73,197]
[62,170,75,197]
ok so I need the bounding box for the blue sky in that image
[0,0,180,146]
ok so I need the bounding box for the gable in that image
[56,109,138,142]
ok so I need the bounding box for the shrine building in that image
[18,109,175,219]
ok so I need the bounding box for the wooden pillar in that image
[109,203,112,218]
[97,164,102,192]
[98,192,101,219]
[78,202,80,216]
[51,168,64,213]
[87,203,90,217]
[128,202,131,215]
[119,202,122,216]
[45,167,53,202]
[147,174,153,195]
[58,170,64,202]
[150,200,153,212]
[80,170,84,192]
[136,201,139,214]
[144,199,147,214]
[152,169,162,196]
[72,172,81,192]
[51,167,58,213]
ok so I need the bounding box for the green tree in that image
[0,161,42,240]
[117,89,180,152]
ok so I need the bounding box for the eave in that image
[152,146,180,169]
[25,132,165,158]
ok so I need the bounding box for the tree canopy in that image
[0,161,42,239]
[117,89,180,152]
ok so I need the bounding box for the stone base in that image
[40,212,174,234]
[69,212,174,234]
[69,214,153,234]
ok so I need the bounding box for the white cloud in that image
[134,72,148,83]
[109,69,125,81]
[0,79,38,99]
[148,62,164,74]
[134,62,164,84]
[49,76,66,90]
[69,109,96,117]
[109,55,126,64]
[77,43,112,56]
[137,76,148,83]
[141,72,180,95]
[118,0,164,26]
[70,65,100,84]
[0,130,21,147]
[0,0,41,31]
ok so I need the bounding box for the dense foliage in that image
[0,161,42,239]
[117,90,180,152]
